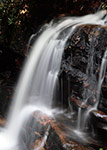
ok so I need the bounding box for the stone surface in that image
[90,110,107,144]
[18,111,101,150]
[18,111,64,150]
[59,25,107,112]
[59,24,107,146]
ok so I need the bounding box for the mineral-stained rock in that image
[59,25,107,112]
[59,24,107,145]
[0,116,6,126]
[17,110,100,150]
[90,110,107,144]
[18,111,64,150]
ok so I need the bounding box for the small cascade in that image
[86,47,94,77]
[74,13,107,136]
[77,107,82,131]
[61,78,64,109]
[95,49,107,109]
[76,47,95,131]
[79,49,107,133]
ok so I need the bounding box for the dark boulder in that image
[59,24,107,145]
[59,25,107,112]
[90,110,107,144]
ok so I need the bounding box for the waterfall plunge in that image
[0,11,106,150]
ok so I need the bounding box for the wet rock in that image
[59,24,107,146]
[59,25,107,112]
[50,117,97,150]
[18,111,64,150]
[0,116,6,127]
[17,111,98,150]
[90,110,107,144]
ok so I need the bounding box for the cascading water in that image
[0,11,106,150]
[77,41,107,135]
[95,49,107,109]
[77,107,82,130]
[82,49,107,128]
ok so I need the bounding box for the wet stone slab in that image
[16,111,107,150]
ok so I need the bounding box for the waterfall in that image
[0,11,106,150]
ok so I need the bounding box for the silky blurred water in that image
[0,11,106,150]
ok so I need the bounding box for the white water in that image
[35,125,51,150]
[83,49,107,128]
[0,11,106,150]
[95,49,107,109]
[77,107,82,130]
[78,47,107,133]
[0,106,53,150]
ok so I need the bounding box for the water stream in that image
[78,45,107,134]
[0,11,106,150]
[77,107,82,130]
[95,49,107,109]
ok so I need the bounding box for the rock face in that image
[59,25,107,110]
[59,25,107,142]
[90,110,107,144]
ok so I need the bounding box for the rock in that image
[17,110,100,150]
[0,116,6,127]
[59,24,107,146]
[90,110,107,145]
[18,111,64,150]
[50,115,98,150]
[59,25,107,112]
